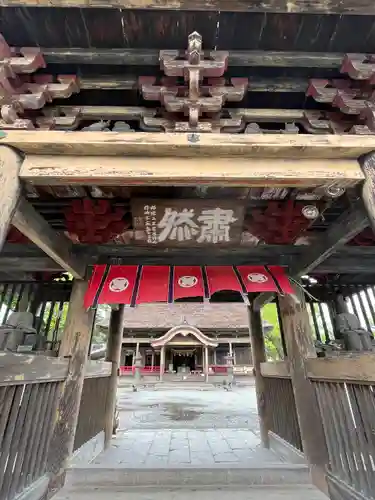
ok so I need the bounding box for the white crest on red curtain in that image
[178,276,198,288]
[109,277,129,292]
[247,273,268,283]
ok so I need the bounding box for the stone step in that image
[54,485,326,500]
[65,464,311,489]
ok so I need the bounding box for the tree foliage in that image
[261,303,284,360]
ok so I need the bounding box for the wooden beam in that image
[253,201,369,311]
[11,197,85,279]
[289,202,369,277]
[4,1,370,15]
[43,48,343,68]
[20,155,364,187]
[80,77,308,93]
[0,146,22,251]
[56,106,306,122]
[306,354,375,384]
[0,352,69,385]
[104,305,125,447]
[0,256,63,272]
[260,361,291,378]
[84,360,112,378]
[278,288,329,493]
[2,131,375,159]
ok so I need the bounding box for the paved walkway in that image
[90,387,281,468]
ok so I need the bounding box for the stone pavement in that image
[90,387,282,468]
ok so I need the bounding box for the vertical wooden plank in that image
[0,146,23,251]
[0,386,15,448]
[0,385,24,489]
[278,290,329,493]
[24,383,51,487]
[47,279,93,494]
[1,384,32,500]
[248,305,269,448]
[104,305,125,448]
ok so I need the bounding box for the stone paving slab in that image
[55,485,327,500]
[117,387,260,430]
[90,428,282,468]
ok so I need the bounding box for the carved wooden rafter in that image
[139,32,248,132]
[0,33,80,129]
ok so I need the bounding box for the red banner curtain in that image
[84,265,294,308]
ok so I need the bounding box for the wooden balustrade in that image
[0,353,69,500]
[73,361,112,452]
[261,361,303,452]
[306,354,375,500]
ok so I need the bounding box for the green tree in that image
[261,303,284,360]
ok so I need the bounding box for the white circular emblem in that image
[178,276,198,288]
[247,273,268,283]
[109,277,129,292]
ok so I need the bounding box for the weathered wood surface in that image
[0,146,22,251]
[12,197,86,279]
[47,280,94,495]
[248,306,269,448]
[278,289,329,494]
[84,360,112,379]
[104,305,125,447]
[260,361,291,378]
[359,151,375,235]
[0,256,63,272]
[20,156,364,187]
[79,77,308,93]
[42,48,344,68]
[0,352,69,384]
[3,131,375,158]
[306,354,375,383]
[1,0,374,14]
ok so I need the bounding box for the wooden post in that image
[47,279,94,492]
[160,345,165,381]
[204,345,209,382]
[248,305,269,448]
[360,151,375,233]
[0,146,22,251]
[104,305,125,448]
[278,290,329,494]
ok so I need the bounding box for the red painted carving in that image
[64,199,129,244]
[341,54,375,82]
[245,200,320,245]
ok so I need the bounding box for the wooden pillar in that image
[47,279,94,489]
[248,305,269,448]
[278,290,329,494]
[0,146,22,251]
[160,345,165,380]
[104,305,125,448]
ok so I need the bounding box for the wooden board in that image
[20,156,365,187]
[1,0,375,14]
[0,352,69,385]
[84,361,112,378]
[131,198,245,247]
[306,354,375,383]
[260,360,291,378]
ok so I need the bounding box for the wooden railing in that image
[307,355,375,500]
[73,361,112,452]
[261,361,303,452]
[0,353,69,500]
